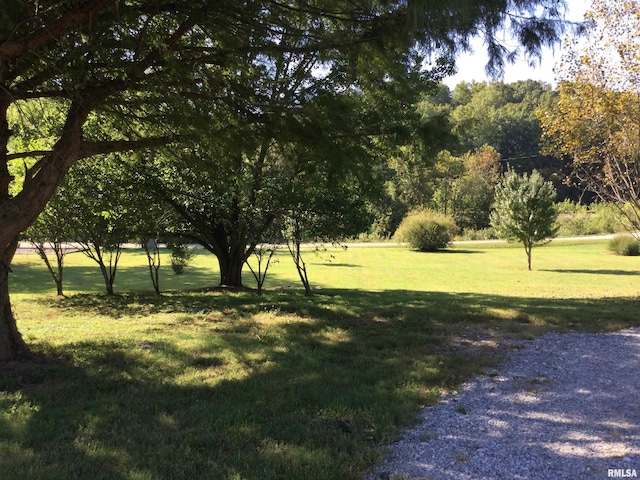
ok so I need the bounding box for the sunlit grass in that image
[2,240,639,479]
[12,239,639,299]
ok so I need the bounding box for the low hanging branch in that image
[6,150,52,161]
[6,136,178,162]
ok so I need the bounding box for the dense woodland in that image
[367,79,571,238]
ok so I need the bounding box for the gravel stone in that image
[368,328,640,480]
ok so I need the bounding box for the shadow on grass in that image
[8,260,67,295]
[3,289,640,480]
[406,249,484,255]
[10,256,294,296]
[44,287,640,333]
[541,269,640,276]
[318,263,363,268]
[439,248,484,254]
[9,260,172,295]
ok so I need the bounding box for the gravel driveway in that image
[368,328,640,480]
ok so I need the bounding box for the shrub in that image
[555,200,624,237]
[459,227,498,241]
[588,202,624,234]
[169,242,194,274]
[394,209,458,252]
[608,234,640,256]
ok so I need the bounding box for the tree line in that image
[369,79,567,238]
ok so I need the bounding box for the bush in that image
[555,200,624,237]
[608,235,640,256]
[588,202,624,233]
[458,227,498,241]
[169,242,194,274]
[394,209,458,252]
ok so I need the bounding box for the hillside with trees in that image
[369,79,579,238]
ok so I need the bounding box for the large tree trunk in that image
[0,239,30,360]
[0,100,90,360]
[204,220,246,288]
[217,247,245,288]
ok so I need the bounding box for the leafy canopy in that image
[539,0,640,235]
[1,0,573,242]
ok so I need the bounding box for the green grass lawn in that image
[2,241,639,479]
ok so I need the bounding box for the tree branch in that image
[6,150,52,161]
[78,136,180,159]
[0,0,119,62]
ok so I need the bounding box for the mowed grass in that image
[2,240,639,479]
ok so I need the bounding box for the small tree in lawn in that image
[168,239,194,275]
[24,193,75,296]
[134,208,171,295]
[490,168,558,270]
[280,167,373,295]
[246,241,280,296]
[62,158,138,295]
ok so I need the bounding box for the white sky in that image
[443,0,591,88]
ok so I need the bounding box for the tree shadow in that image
[440,249,485,254]
[541,269,640,276]
[408,249,484,255]
[2,289,640,479]
[317,263,363,268]
[11,253,297,296]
